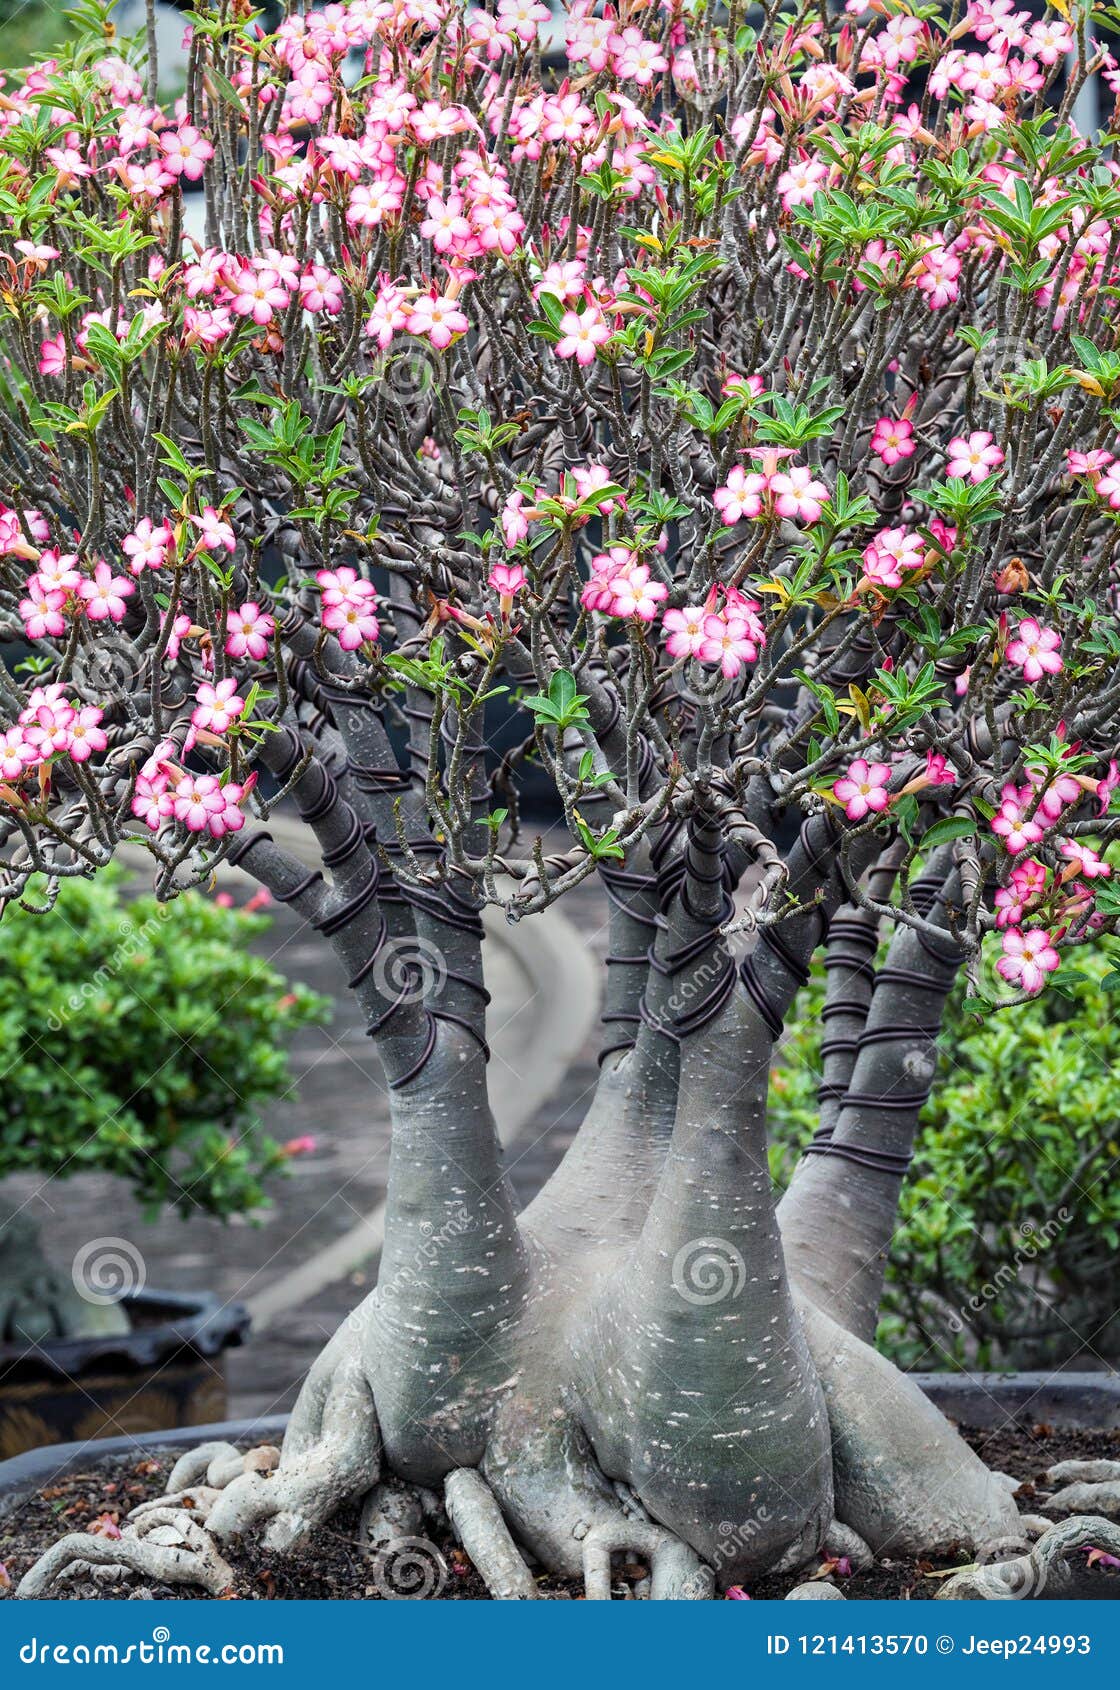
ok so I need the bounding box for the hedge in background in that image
[770,957,1120,1371]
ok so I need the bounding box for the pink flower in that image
[122,517,174,575]
[555,305,610,365]
[225,601,275,661]
[1006,618,1063,682]
[996,926,1059,994]
[861,527,925,589]
[1061,840,1111,879]
[228,264,289,325]
[66,706,107,764]
[298,265,343,315]
[663,604,709,660]
[78,562,134,623]
[833,758,892,821]
[488,561,526,597]
[713,465,766,525]
[192,678,246,735]
[572,463,623,514]
[23,700,76,756]
[317,567,380,650]
[1067,449,1113,479]
[159,125,214,181]
[776,157,827,210]
[406,291,469,350]
[925,751,956,786]
[607,562,668,622]
[914,243,961,309]
[946,431,1005,483]
[501,490,529,547]
[869,416,916,466]
[19,580,67,639]
[39,333,67,377]
[991,787,1045,855]
[697,612,762,677]
[1097,760,1120,816]
[769,464,828,523]
[0,728,38,780]
[190,506,236,554]
[282,1134,318,1157]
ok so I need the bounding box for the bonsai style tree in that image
[6,0,1120,1598]
[0,872,326,1344]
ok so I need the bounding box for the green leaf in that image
[920,816,977,850]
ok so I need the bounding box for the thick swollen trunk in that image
[778,870,964,1343]
[18,794,1026,1598]
[573,983,834,1579]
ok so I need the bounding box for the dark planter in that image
[1,1372,1117,1518]
[0,1290,250,1463]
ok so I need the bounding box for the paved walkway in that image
[3,821,609,1422]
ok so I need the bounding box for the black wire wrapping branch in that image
[638,886,738,1046]
[802,1139,914,1176]
[597,858,660,1063]
[226,829,326,906]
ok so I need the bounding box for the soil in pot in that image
[2,1424,1119,1600]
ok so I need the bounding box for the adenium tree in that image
[6,0,1120,1600]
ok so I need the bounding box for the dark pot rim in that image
[0,1289,250,1383]
[1,1372,1117,1518]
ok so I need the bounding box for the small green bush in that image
[769,958,1120,1371]
[0,870,329,1220]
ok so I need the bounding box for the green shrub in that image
[0,870,329,1220]
[769,958,1120,1371]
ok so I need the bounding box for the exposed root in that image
[797,1295,1022,1556]
[130,1487,223,1522]
[1044,1481,1120,1520]
[824,1521,873,1572]
[444,1469,540,1599]
[165,1442,244,1493]
[1046,1460,1120,1486]
[16,1510,234,1599]
[937,1515,1120,1600]
[581,1519,714,1600]
[206,1348,379,1551]
[359,1477,425,1553]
